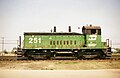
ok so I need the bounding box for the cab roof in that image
[82,25,101,30]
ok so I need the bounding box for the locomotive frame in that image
[17,25,112,59]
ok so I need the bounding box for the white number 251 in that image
[28,38,41,43]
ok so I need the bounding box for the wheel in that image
[77,51,86,60]
[46,51,52,60]
[28,56,34,60]
[98,52,106,59]
[100,54,106,59]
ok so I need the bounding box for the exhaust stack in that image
[69,26,71,32]
[54,26,56,32]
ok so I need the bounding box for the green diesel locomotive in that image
[21,25,111,59]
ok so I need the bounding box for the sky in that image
[0,0,120,51]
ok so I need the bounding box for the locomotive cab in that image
[82,25,101,35]
[80,25,111,58]
[82,25,101,47]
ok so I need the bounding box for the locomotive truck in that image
[17,25,112,59]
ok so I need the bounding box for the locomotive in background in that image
[17,25,112,59]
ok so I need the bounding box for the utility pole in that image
[1,37,4,52]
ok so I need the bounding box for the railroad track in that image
[0,56,120,61]
[0,56,17,61]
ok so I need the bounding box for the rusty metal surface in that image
[82,25,101,29]
[24,32,82,35]
[0,56,17,60]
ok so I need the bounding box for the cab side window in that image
[91,29,96,34]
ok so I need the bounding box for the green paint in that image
[24,35,84,49]
[23,34,107,50]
